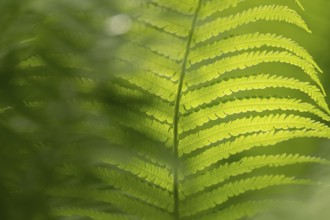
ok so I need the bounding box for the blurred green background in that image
[0,0,329,219]
[0,1,126,219]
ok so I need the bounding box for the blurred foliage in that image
[0,1,130,219]
[0,0,329,219]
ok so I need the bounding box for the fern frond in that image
[100,156,173,191]
[131,25,186,61]
[182,154,329,195]
[199,0,246,20]
[116,43,181,80]
[182,74,329,114]
[118,71,177,102]
[199,0,305,20]
[93,167,173,211]
[194,5,311,44]
[186,51,323,93]
[58,161,174,211]
[181,175,310,217]
[180,114,328,155]
[136,4,191,37]
[23,1,330,220]
[50,187,173,220]
[104,104,173,144]
[196,200,276,220]
[181,97,330,133]
[184,129,330,176]
[189,33,321,72]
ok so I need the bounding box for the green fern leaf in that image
[17,0,330,219]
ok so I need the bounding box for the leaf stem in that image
[173,1,202,219]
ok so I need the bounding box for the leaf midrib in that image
[172,0,202,219]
